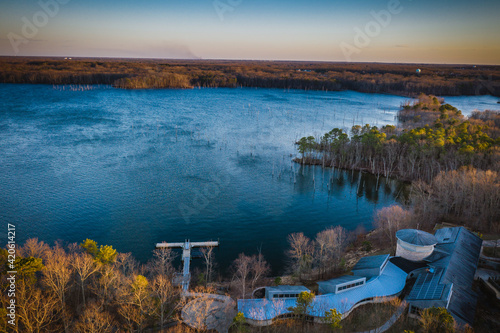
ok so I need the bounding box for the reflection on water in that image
[4,85,493,273]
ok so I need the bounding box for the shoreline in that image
[293,157,414,184]
[2,57,499,96]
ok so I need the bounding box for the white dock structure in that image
[156,240,219,292]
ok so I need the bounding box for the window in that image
[274,292,301,299]
[337,280,365,293]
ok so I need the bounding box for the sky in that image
[0,0,499,64]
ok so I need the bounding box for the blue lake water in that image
[0,84,497,274]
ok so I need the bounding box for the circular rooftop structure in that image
[396,229,437,246]
[396,229,437,261]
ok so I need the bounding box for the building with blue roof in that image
[238,227,482,327]
[317,275,366,295]
[404,227,482,326]
[238,254,407,325]
[264,285,310,300]
[352,253,390,277]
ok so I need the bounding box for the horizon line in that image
[1,55,499,67]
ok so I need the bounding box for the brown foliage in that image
[412,167,500,232]
[43,244,73,332]
[375,205,412,248]
[286,233,313,276]
[74,302,115,333]
[16,280,58,333]
[1,57,499,95]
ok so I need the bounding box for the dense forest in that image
[0,238,189,332]
[296,95,500,232]
[1,57,500,96]
[0,225,353,333]
[1,225,489,332]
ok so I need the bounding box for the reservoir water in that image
[0,84,497,273]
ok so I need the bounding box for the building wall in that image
[265,288,307,300]
[352,267,379,277]
[396,239,434,261]
[318,277,366,295]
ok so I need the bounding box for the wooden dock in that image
[156,240,219,292]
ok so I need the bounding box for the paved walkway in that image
[475,268,500,300]
[482,239,500,247]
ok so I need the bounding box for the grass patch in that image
[340,299,400,332]
[385,312,420,333]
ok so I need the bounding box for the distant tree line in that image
[1,58,499,96]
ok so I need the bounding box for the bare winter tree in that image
[314,226,348,275]
[93,264,119,309]
[72,252,101,308]
[286,232,313,277]
[200,246,216,284]
[115,252,139,277]
[118,303,142,332]
[231,253,252,299]
[152,274,179,329]
[74,301,115,333]
[150,248,177,278]
[331,226,348,265]
[413,168,500,232]
[118,275,154,332]
[43,244,73,333]
[315,229,333,278]
[16,280,58,333]
[18,238,50,260]
[249,252,271,296]
[375,205,411,248]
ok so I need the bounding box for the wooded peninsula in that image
[1,57,500,96]
[296,95,500,234]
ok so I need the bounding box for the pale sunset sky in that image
[0,0,499,64]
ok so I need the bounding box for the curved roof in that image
[238,261,408,321]
[396,229,437,246]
